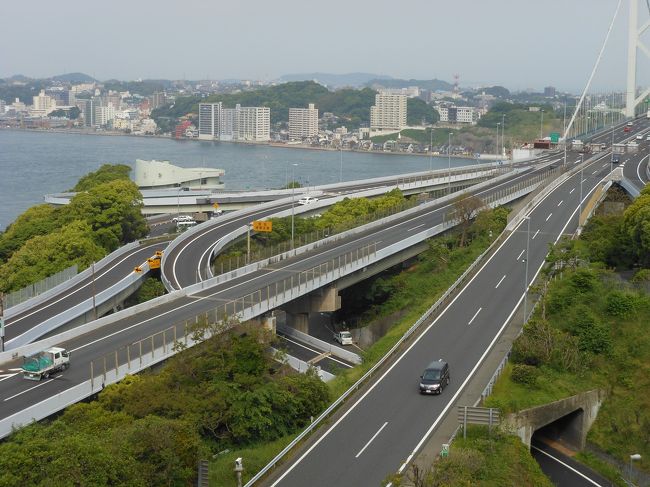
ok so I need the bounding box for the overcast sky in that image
[1,0,648,93]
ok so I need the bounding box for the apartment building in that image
[198,102,270,141]
[370,92,407,131]
[289,103,319,140]
[198,102,221,140]
[437,106,478,124]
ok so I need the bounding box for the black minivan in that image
[419,359,450,394]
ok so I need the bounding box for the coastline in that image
[0,126,476,161]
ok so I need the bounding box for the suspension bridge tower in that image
[626,0,650,116]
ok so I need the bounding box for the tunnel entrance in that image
[531,408,585,452]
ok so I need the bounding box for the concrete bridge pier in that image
[281,285,341,334]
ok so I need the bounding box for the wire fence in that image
[3,265,78,309]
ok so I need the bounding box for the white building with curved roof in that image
[134,159,224,190]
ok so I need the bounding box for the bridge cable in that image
[563,0,623,140]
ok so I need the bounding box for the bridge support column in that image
[249,313,277,334]
[285,312,310,334]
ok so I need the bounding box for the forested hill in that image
[152,80,436,128]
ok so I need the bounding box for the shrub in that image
[511,364,538,386]
[606,290,636,317]
[570,268,598,293]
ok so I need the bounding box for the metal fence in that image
[3,265,78,309]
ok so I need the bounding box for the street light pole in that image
[448,132,453,194]
[339,145,343,183]
[501,113,506,157]
[540,109,544,139]
[579,154,584,228]
[563,103,567,168]
[429,128,433,172]
[523,215,531,325]
[630,454,642,485]
[496,123,501,160]
[291,163,298,249]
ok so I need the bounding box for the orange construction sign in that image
[252,220,273,232]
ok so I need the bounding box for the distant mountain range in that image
[278,72,393,88]
[365,78,454,92]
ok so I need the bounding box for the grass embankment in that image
[387,426,553,487]
[483,244,650,483]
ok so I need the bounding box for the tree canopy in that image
[73,163,132,191]
[0,165,148,292]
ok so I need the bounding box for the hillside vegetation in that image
[0,164,148,293]
[0,328,328,486]
[152,81,437,129]
[484,186,650,483]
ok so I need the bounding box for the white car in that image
[636,134,643,140]
[333,331,353,345]
[298,196,319,205]
[172,215,194,223]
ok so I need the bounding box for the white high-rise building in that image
[198,102,269,141]
[198,102,221,140]
[235,105,270,141]
[370,92,407,131]
[289,103,319,140]
[95,104,116,127]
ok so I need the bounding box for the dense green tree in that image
[622,186,650,267]
[63,179,148,251]
[407,97,438,125]
[0,204,60,262]
[73,163,132,192]
[0,220,105,292]
[130,277,166,304]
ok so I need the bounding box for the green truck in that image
[22,347,70,380]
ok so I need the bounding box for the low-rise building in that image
[134,159,224,190]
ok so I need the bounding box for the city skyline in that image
[2,0,649,93]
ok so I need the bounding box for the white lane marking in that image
[602,163,607,168]
[279,335,352,368]
[355,422,388,458]
[408,224,425,232]
[532,229,540,239]
[531,445,604,487]
[557,200,563,207]
[638,154,649,184]
[0,373,19,382]
[495,275,506,289]
[546,213,552,222]
[468,308,482,325]
[397,184,591,477]
[592,170,598,175]
[575,160,580,164]
[582,178,587,183]
[516,249,525,261]
[569,188,575,194]
[4,375,62,401]
[6,242,163,328]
